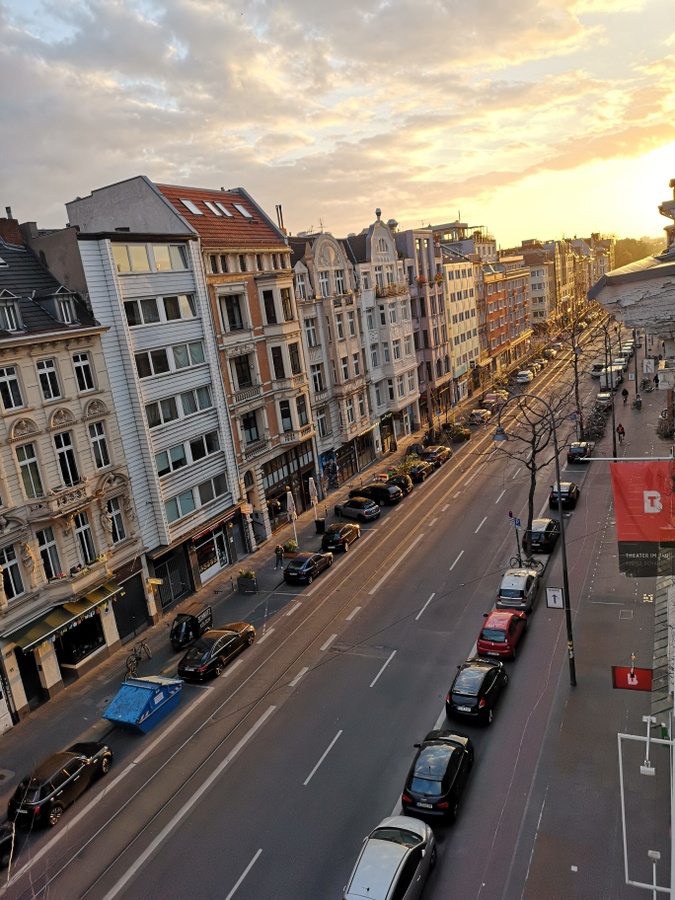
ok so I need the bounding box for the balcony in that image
[27,482,91,522]
[232,384,263,405]
[242,438,269,461]
[375,282,409,298]
[280,424,315,444]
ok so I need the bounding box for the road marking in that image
[320,634,338,651]
[285,602,302,616]
[450,550,464,571]
[465,463,486,486]
[475,516,487,533]
[368,533,423,595]
[225,849,262,900]
[512,469,519,479]
[221,658,244,679]
[453,490,461,498]
[304,730,343,786]
[496,489,506,503]
[290,667,309,687]
[256,627,275,645]
[441,503,450,512]
[428,517,438,527]
[100,707,277,900]
[346,606,361,621]
[416,592,435,621]
[370,650,396,688]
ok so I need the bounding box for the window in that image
[198,474,228,506]
[0,545,24,600]
[389,306,397,324]
[347,311,356,336]
[233,354,254,389]
[375,384,382,406]
[316,409,328,437]
[145,397,179,428]
[397,375,405,397]
[113,244,150,273]
[155,443,188,476]
[296,274,308,300]
[172,341,204,370]
[89,422,111,468]
[358,393,366,417]
[238,254,248,272]
[379,305,386,326]
[271,347,286,380]
[107,497,126,543]
[36,359,61,400]
[311,364,325,393]
[375,267,384,290]
[124,298,160,326]
[74,511,96,565]
[263,290,277,324]
[0,366,23,410]
[319,271,330,297]
[346,398,355,424]
[242,410,260,444]
[57,295,76,324]
[281,288,294,321]
[336,314,345,340]
[191,431,220,463]
[352,353,361,377]
[279,400,293,432]
[54,432,79,486]
[408,371,416,392]
[370,344,379,368]
[393,340,401,360]
[383,342,391,363]
[165,489,196,523]
[388,379,395,401]
[73,353,95,392]
[404,336,412,356]
[163,294,196,321]
[366,311,374,331]
[37,528,61,580]
[289,343,302,375]
[0,301,19,331]
[296,394,309,427]
[341,357,349,380]
[16,443,43,498]
[180,386,212,416]
[221,294,245,331]
[335,270,346,294]
[135,348,170,378]
[304,317,318,347]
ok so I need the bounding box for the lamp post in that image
[601,324,618,458]
[494,395,577,687]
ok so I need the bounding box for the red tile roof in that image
[155,184,287,250]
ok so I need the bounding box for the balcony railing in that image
[233,384,262,405]
[243,438,269,461]
[27,482,91,521]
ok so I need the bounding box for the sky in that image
[2,0,674,248]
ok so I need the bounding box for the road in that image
[2,330,662,900]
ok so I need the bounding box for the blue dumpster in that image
[103,675,183,734]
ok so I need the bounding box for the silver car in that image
[343,815,436,900]
[496,567,540,614]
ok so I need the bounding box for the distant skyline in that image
[2,0,674,248]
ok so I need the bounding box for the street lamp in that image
[494,394,577,687]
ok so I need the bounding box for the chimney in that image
[0,210,23,245]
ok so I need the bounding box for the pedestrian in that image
[654,373,660,388]
[274,544,284,570]
[621,387,629,405]
[616,423,626,444]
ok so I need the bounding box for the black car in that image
[349,483,403,505]
[409,461,434,483]
[8,741,113,828]
[387,473,414,496]
[522,518,561,553]
[334,497,381,521]
[401,730,474,821]
[283,551,333,584]
[321,522,360,552]
[177,623,256,681]
[549,481,580,509]
[567,441,594,463]
[421,445,453,467]
[446,658,509,725]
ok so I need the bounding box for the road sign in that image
[513,517,521,527]
[546,586,564,609]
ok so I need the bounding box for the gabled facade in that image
[290,233,375,484]
[0,217,143,723]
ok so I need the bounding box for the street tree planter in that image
[237,571,258,593]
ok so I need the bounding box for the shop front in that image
[263,440,316,531]
[192,510,248,585]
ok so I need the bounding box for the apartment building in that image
[0,218,144,722]
[440,247,481,403]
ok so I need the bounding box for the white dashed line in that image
[320,634,338,651]
[285,602,302,616]
[346,606,362,621]
[290,667,309,687]
[428,517,438,527]
[496,489,506,503]
[416,592,435,621]
[450,550,464,571]
[475,516,487,533]
[257,627,275,645]
[370,651,396,688]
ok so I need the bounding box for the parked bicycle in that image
[125,640,152,679]
[509,555,544,573]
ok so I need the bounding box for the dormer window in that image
[0,300,19,331]
[57,295,76,324]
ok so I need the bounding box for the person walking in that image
[616,423,626,444]
[654,373,660,388]
[274,544,284,570]
[621,387,629,406]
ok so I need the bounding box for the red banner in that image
[612,666,653,691]
[610,461,675,576]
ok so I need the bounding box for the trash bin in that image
[315,518,327,534]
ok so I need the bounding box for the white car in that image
[516,370,534,384]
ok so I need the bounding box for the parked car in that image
[468,409,492,425]
[612,357,629,372]
[401,730,474,821]
[177,624,256,681]
[342,815,436,900]
[446,658,509,724]
[529,361,542,374]
[283,551,334,584]
[420,445,453,466]
[321,522,361,553]
[334,497,381,521]
[590,361,605,377]
[533,357,548,369]
[522,517,561,553]
[8,741,113,828]
[170,604,213,650]
[549,481,580,509]
[409,461,434,483]
[477,610,527,660]
[543,348,557,359]
[496,567,539,614]
[387,473,414,496]
[483,392,508,409]
[349,483,403,506]
[595,391,613,412]
[487,389,509,401]
[549,342,564,350]
[567,441,594,463]
[516,370,534,384]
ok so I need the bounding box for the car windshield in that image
[481,628,506,642]
[287,559,309,571]
[453,668,485,695]
[371,827,422,849]
[499,588,524,599]
[14,778,42,804]
[183,643,211,663]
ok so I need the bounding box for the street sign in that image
[513,517,520,527]
[546,587,564,609]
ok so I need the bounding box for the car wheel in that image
[343,541,349,552]
[246,632,255,646]
[100,755,112,776]
[448,800,460,823]
[334,507,342,517]
[327,556,333,567]
[486,708,494,725]
[503,672,510,686]
[511,645,517,660]
[307,574,313,584]
[214,659,225,677]
[429,845,437,870]
[48,804,64,827]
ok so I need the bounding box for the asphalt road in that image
[2,328,663,900]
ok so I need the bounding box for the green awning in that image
[5,581,124,652]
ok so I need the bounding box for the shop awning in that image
[4,582,124,652]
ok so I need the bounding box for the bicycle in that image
[509,555,544,573]
[125,640,152,679]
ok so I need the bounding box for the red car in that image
[476,610,527,660]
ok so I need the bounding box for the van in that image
[170,604,213,650]
[599,367,622,390]
[496,567,540,614]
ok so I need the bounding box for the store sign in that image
[610,461,675,576]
